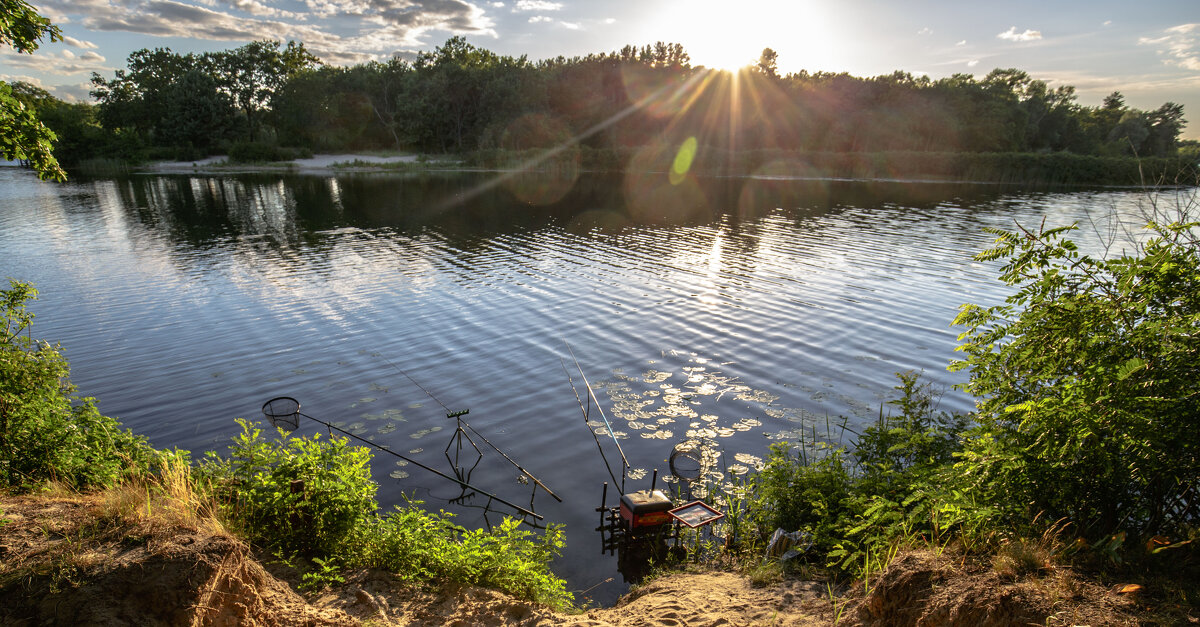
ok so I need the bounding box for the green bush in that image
[949,204,1200,539]
[0,280,153,491]
[743,372,969,578]
[202,419,376,560]
[201,419,574,609]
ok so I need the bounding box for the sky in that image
[4,0,1200,139]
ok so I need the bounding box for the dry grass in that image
[100,456,227,536]
[992,517,1071,580]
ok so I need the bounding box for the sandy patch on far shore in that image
[144,153,420,174]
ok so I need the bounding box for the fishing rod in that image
[562,358,623,489]
[562,340,629,490]
[378,355,562,502]
[261,396,541,520]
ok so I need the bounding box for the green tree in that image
[756,47,779,78]
[0,0,65,180]
[950,209,1200,538]
[212,40,320,142]
[161,69,237,153]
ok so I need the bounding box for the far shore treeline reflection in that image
[9,37,1196,184]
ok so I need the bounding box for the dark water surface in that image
[0,166,1154,604]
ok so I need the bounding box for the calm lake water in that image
[0,165,1161,604]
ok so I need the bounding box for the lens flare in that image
[670,136,699,186]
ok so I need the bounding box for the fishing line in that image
[378,354,561,501]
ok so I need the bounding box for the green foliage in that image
[949,209,1200,539]
[202,419,376,560]
[0,0,65,180]
[744,372,969,579]
[201,419,574,609]
[0,280,153,490]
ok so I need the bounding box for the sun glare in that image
[653,0,836,73]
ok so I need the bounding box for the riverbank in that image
[141,153,426,174]
[130,149,1198,186]
[0,492,1153,625]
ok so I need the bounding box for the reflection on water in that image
[0,166,1153,604]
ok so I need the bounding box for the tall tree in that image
[212,40,320,142]
[0,0,65,180]
[756,48,779,78]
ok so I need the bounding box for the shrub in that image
[200,420,574,609]
[950,193,1200,540]
[0,280,153,491]
[201,419,376,560]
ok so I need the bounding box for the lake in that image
[0,165,1159,604]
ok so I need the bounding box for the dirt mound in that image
[0,495,351,626]
[852,550,1142,627]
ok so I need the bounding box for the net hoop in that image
[262,396,301,431]
[669,440,703,482]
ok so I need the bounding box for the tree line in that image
[9,36,1196,175]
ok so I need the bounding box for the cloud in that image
[62,36,99,49]
[997,26,1042,42]
[1139,23,1200,71]
[528,15,550,23]
[513,0,562,11]
[33,0,497,66]
[1,49,110,75]
[955,39,966,46]
[967,59,979,67]
[1103,20,1112,27]
[917,27,932,36]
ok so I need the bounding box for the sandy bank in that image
[142,153,423,174]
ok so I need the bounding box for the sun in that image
[648,0,837,73]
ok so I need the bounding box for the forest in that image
[8,37,1197,181]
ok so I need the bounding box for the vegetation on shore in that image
[665,186,1196,621]
[0,280,574,611]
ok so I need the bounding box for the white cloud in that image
[1,49,110,75]
[967,59,979,67]
[513,0,562,11]
[997,26,1042,42]
[955,39,966,46]
[560,21,580,30]
[917,27,932,36]
[489,1,503,5]
[32,0,497,66]
[1139,23,1200,71]
[528,15,550,23]
[62,36,99,49]
[1103,20,1112,27]
[604,17,615,24]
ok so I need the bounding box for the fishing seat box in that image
[619,490,673,529]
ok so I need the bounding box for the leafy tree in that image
[212,40,320,142]
[950,207,1200,538]
[9,81,110,165]
[0,0,64,180]
[161,69,237,152]
[91,47,200,142]
[756,48,779,77]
